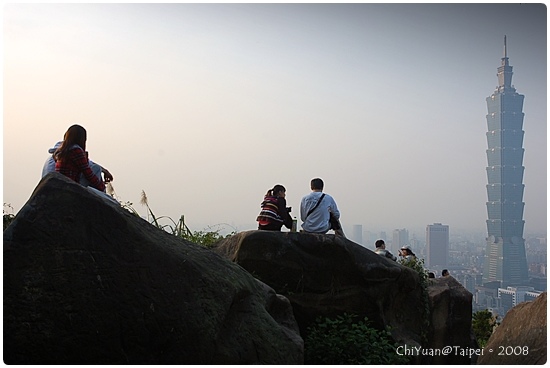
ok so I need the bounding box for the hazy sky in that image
[3,3,547,237]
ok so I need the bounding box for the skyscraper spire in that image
[504,35,507,58]
[498,35,513,91]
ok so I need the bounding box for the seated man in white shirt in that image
[300,178,342,235]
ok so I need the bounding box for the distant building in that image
[352,224,363,245]
[391,229,409,255]
[497,286,541,315]
[483,37,529,287]
[426,223,449,268]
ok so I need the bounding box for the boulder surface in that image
[426,276,474,364]
[214,230,425,345]
[477,292,546,365]
[4,173,303,365]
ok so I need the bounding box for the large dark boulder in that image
[425,276,474,364]
[4,173,303,365]
[477,292,546,365]
[214,230,425,346]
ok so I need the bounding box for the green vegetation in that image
[304,313,410,364]
[122,190,235,248]
[472,309,498,347]
[399,257,431,344]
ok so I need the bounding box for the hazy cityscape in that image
[341,39,546,320]
[4,4,546,321]
[347,225,546,320]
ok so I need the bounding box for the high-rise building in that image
[391,229,409,255]
[352,224,363,245]
[426,223,449,268]
[483,37,529,287]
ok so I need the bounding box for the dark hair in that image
[428,272,435,278]
[55,125,87,162]
[266,184,286,197]
[375,239,385,248]
[310,178,324,190]
[442,269,449,276]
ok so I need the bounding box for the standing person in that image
[374,239,397,261]
[54,125,106,192]
[256,184,293,231]
[300,178,343,236]
[42,141,113,186]
[399,245,417,261]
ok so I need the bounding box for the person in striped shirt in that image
[256,184,293,231]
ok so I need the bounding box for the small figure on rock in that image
[256,184,293,231]
[374,239,397,261]
[399,245,416,261]
[53,125,108,192]
[43,140,113,188]
[300,178,344,236]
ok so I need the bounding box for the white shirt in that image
[300,191,340,233]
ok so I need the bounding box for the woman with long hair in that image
[54,124,105,192]
[256,184,293,231]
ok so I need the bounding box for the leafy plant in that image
[305,313,410,365]
[120,190,235,247]
[399,257,431,344]
[472,309,498,347]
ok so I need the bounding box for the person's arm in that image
[300,197,307,222]
[277,197,293,229]
[71,148,105,191]
[328,196,340,219]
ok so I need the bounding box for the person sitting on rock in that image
[300,178,343,235]
[256,184,293,231]
[374,239,397,261]
[43,140,113,187]
[53,124,106,192]
[442,269,450,277]
[399,245,417,261]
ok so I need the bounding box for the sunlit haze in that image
[3,3,547,237]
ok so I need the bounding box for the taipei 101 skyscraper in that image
[483,36,529,287]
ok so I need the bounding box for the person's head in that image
[310,178,324,191]
[428,272,435,278]
[55,125,87,161]
[271,184,286,198]
[442,269,449,277]
[400,245,415,257]
[375,239,385,249]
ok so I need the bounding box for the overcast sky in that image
[3,3,547,238]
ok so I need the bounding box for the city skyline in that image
[3,4,546,234]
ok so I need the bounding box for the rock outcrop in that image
[477,292,546,365]
[4,173,303,365]
[425,276,474,364]
[214,230,425,346]
[214,230,478,363]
